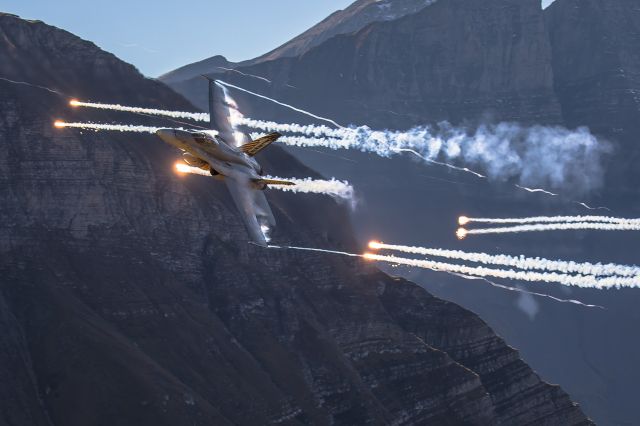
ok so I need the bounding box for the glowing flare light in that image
[368,241,640,278]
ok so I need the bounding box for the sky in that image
[1,0,353,77]
[2,0,557,77]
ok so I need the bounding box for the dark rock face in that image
[169,0,562,128]
[545,0,640,189]
[546,0,640,136]
[162,1,640,425]
[159,55,233,85]
[251,0,439,64]
[284,0,561,125]
[0,12,592,426]
[157,0,439,83]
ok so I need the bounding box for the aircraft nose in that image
[155,128,175,141]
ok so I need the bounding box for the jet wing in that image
[207,78,250,147]
[224,176,276,247]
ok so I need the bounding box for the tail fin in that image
[201,75,216,130]
[240,132,281,156]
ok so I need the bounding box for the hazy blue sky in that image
[2,0,556,77]
[2,0,353,77]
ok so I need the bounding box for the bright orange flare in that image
[175,162,190,174]
[458,216,470,226]
[456,228,468,240]
[69,99,80,107]
[54,120,65,128]
[362,252,376,260]
[368,240,383,250]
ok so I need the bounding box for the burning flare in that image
[175,162,210,176]
[368,241,640,277]
[53,120,162,133]
[456,228,468,240]
[174,164,354,201]
[464,222,640,236]
[362,252,640,289]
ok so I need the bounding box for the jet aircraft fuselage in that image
[156,128,263,186]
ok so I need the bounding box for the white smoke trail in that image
[266,245,604,306]
[249,133,352,150]
[393,147,487,178]
[451,273,605,309]
[462,222,640,236]
[69,100,209,122]
[247,120,605,193]
[515,184,558,196]
[174,164,353,201]
[54,121,162,133]
[267,244,361,257]
[216,67,272,84]
[0,76,64,95]
[216,80,344,128]
[239,117,349,138]
[575,202,611,212]
[265,176,354,202]
[459,215,640,226]
[267,244,640,289]
[369,241,640,277]
[362,252,640,289]
[68,99,608,192]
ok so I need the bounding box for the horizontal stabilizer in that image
[240,132,281,156]
[253,178,295,186]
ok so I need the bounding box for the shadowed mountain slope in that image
[0,12,591,426]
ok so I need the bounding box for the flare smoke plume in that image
[362,252,640,289]
[368,241,640,277]
[462,222,640,236]
[69,100,608,192]
[69,100,209,121]
[266,245,613,306]
[264,176,354,202]
[175,164,353,201]
[459,215,640,226]
[54,121,162,133]
[69,98,609,192]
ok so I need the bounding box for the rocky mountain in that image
[160,54,232,85]
[162,0,640,425]
[0,12,592,426]
[250,0,439,64]
[158,0,439,84]
[167,0,561,128]
[546,0,640,191]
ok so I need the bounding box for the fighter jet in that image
[155,77,293,246]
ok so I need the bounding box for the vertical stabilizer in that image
[202,75,217,130]
[201,75,249,146]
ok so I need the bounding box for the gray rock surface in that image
[0,12,592,426]
[161,1,640,424]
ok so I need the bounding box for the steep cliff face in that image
[169,0,562,128]
[162,2,640,425]
[158,0,439,84]
[545,0,640,188]
[0,12,591,426]
[546,0,640,135]
[252,0,439,64]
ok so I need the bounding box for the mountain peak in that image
[159,0,439,84]
[253,0,439,63]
